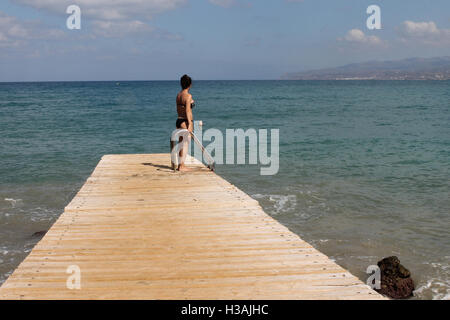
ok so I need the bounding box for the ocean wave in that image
[270,195,297,214]
[414,278,450,300]
[251,189,330,220]
[4,198,23,208]
[252,194,297,214]
[413,261,450,300]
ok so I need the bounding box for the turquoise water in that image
[0,80,449,299]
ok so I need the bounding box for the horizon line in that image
[2,79,450,83]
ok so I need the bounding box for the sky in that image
[0,0,449,81]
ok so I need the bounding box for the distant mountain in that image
[281,57,450,80]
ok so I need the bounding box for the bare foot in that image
[177,166,192,172]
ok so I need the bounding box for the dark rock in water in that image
[376,256,415,299]
[31,231,47,238]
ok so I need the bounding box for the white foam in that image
[4,198,22,208]
[430,262,450,270]
[252,194,297,214]
[270,195,297,213]
[414,278,450,300]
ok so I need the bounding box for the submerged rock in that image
[376,256,415,299]
[31,230,47,238]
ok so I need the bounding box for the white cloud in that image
[92,20,155,38]
[0,13,26,47]
[13,0,187,20]
[208,0,251,9]
[338,28,383,46]
[0,11,64,48]
[91,19,182,40]
[209,0,235,8]
[398,21,450,46]
[12,0,186,40]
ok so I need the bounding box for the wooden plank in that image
[0,154,385,300]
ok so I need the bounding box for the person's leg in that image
[177,123,191,171]
[178,136,191,171]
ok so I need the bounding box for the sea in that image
[0,80,449,299]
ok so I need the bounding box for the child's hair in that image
[180,74,192,89]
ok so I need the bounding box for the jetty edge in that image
[0,154,386,299]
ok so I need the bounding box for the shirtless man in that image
[175,74,195,171]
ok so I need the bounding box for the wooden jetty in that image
[0,154,385,299]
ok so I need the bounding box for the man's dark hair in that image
[180,74,192,89]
